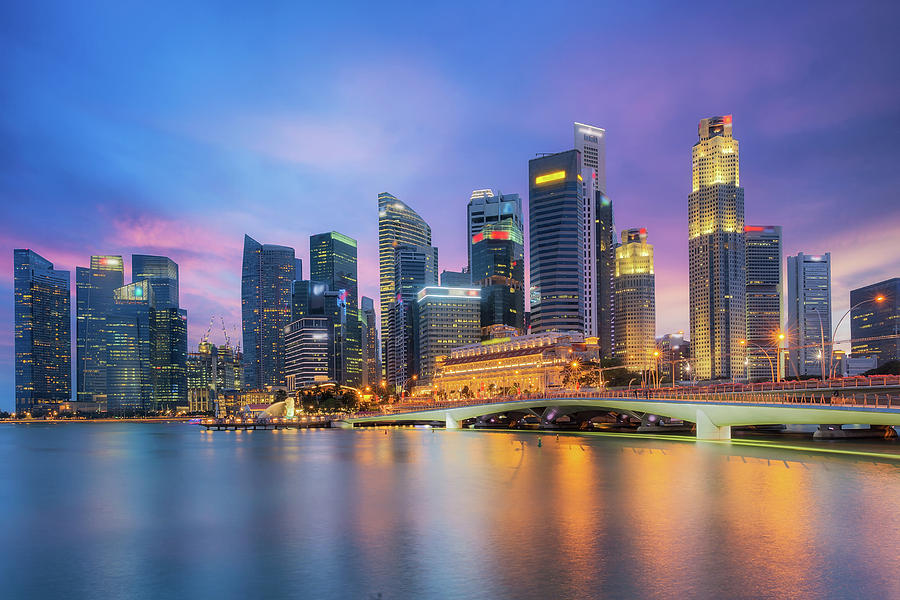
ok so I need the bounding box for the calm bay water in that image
[1,424,898,599]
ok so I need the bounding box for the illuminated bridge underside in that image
[344,397,900,441]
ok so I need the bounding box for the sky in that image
[2,1,900,410]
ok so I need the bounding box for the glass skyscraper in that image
[14,249,71,415]
[241,235,297,389]
[471,219,525,333]
[388,244,438,388]
[787,252,832,378]
[416,286,482,384]
[688,115,746,380]
[361,296,379,388]
[744,226,783,381]
[466,189,522,276]
[105,281,155,413]
[378,192,432,381]
[132,255,179,309]
[528,150,584,334]
[76,255,124,403]
[310,232,359,309]
[850,278,899,367]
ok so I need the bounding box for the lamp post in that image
[401,375,417,401]
[739,339,776,383]
[827,295,886,379]
[652,350,660,389]
[570,361,580,391]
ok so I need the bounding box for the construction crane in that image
[200,316,215,344]
[220,316,230,348]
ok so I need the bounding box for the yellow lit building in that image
[614,228,656,371]
[434,332,597,397]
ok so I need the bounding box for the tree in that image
[863,360,899,376]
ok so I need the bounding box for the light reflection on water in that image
[1,424,898,599]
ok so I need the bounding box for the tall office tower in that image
[417,287,482,384]
[387,244,438,388]
[14,249,71,415]
[744,226,783,381]
[284,317,331,390]
[310,232,358,308]
[688,115,746,380]
[133,255,186,410]
[291,279,327,321]
[850,278,899,367]
[613,229,656,372]
[466,189,523,274]
[324,289,363,388]
[787,252,832,378]
[132,255,179,309]
[440,269,471,287]
[76,255,124,403]
[241,235,297,389]
[528,150,584,334]
[574,123,614,355]
[105,281,155,413]
[378,192,432,380]
[471,219,525,333]
[360,296,379,387]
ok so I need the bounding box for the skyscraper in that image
[688,115,746,380]
[614,228,656,372]
[360,296,379,388]
[471,219,525,333]
[466,189,523,275]
[105,281,155,413]
[284,317,331,390]
[132,255,179,309]
[417,287,482,384]
[14,249,71,415]
[310,232,358,308]
[574,123,615,356]
[744,226,783,381]
[387,244,438,388]
[850,278,899,367]
[378,192,432,380]
[787,252,832,378]
[76,255,124,403]
[241,235,297,389]
[440,269,471,287]
[528,150,584,334]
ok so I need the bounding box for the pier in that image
[198,417,332,431]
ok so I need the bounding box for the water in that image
[1,424,898,599]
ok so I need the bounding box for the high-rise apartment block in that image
[787,252,832,378]
[744,226,783,381]
[14,249,71,415]
[614,228,656,372]
[688,115,746,380]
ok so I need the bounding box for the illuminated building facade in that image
[187,341,243,413]
[614,228,656,371]
[657,332,691,382]
[688,115,746,380]
[284,317,331,390]
[528,150,584,333]
[387,244,438,388]
[105,281,155,413]
[14,249,71,414]
[76,255,124,403]
[416,287,482,384]
[440,269,471,287]
[850,277,899,367]
[241,234,297,389]
[574,123,615,357]
[471,219,525,332]
[466,189,523,275]
[435,332,596,396]
[378,192,432,380]
[787,252,832,377]
[132,254,179,309]
[360,296,379,387]
[744,226,783,380]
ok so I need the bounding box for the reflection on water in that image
[1,424,898,599]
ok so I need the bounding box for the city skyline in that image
[3,2,900,408]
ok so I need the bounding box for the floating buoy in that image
[537,437,542,447]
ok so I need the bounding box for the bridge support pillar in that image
[445,413,461,429]
[695,409,731,440]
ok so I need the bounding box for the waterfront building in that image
[378,193,432,383]
[850,278,899,367]
[574,123,615,357]
[387,244,438,388]
[14,249,71,415]
[440,269,471,287]
[466,189,523,275]
[360,296,379,387]
[75,255,124,403]
[657,332,691,382]
[284,317,331,390]
[688,115,746,380]
[241,235,297,389]
[787,252,832,378]
[744,226,783,381]
[528,150,584,334]
[613,228,656,372]
[132,254,179,309]
[416,287,482,384]
[187,341,243,413]
[105,281,155,413]
[471,218,525,333]
[434,332,597,397]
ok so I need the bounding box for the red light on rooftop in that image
[744,226,765,232]
[489,231,510,240]
[724,115,732,123]
[472,233,484,244]
[638,227,646,235]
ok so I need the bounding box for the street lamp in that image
[826,294,886,379]
[739,339,776,383]
[652,350,660,388]
[571,361,580,391]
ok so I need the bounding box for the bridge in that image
[341,376,900,440]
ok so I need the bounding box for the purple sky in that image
[2,1,900,409]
